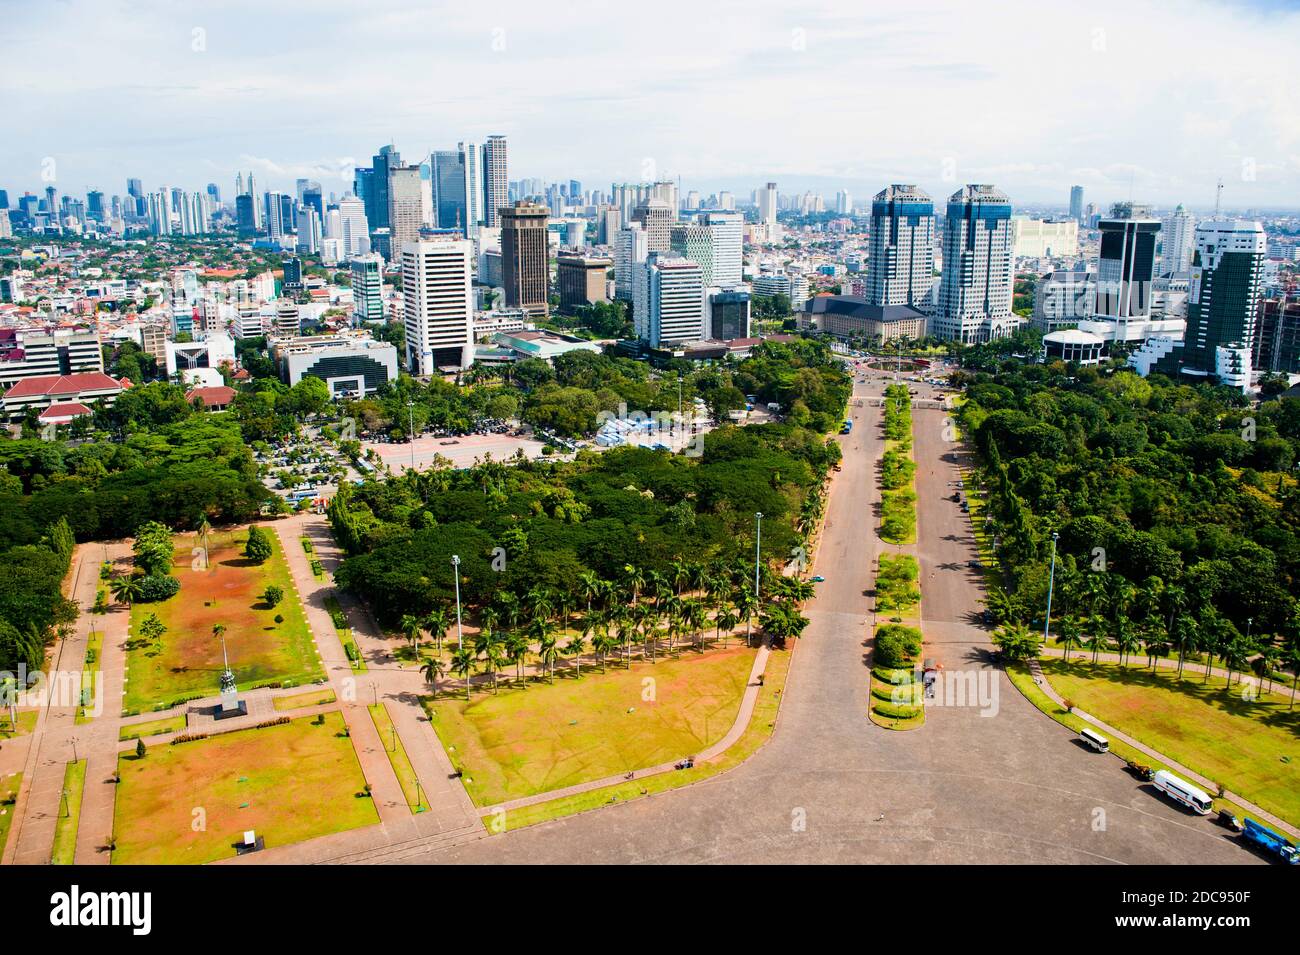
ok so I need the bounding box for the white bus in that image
[1079,728,1109,753]
[1151,770,1213,815]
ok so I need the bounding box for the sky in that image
[3,0,1300,212]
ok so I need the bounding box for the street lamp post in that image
[1043,531,1060,646]
[451,554,464,649]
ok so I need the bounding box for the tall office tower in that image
[1094,214,1161,340]
[759,182,779,237]
[401,229,475,373]
[557,251,612,310]
[0,210,10,239]
[459,141,483,239]
[1069,185,1084,223]
[386,165,424,260]
[336,196,370,257]
[265,192,290,240]
[670,223,714,286]
[1174,219,1266,391]
[350,254,385,325]
[684,190,701,211]
[867,184,936,308]
[631,199,673,253]
[236,193,258,236]
[148,190,172,235]
[835,190,853,215]
[650,181,678,218]
[86,191,105,222]
[614,224,649,300]
[127,178,143,202]
[301,182,323,220]
[246,173,261,227]
[369,144,400,231]
[430,149,465,231]
[1253,298,1300,374]
[296,205,321,254]
[935,185,1015,343]
[1160,204,1195,275]
[718,190,734,211]
[354,167,373,214]
[633,253,706,346]
[206,183,221,205]
[597,204,621,245]
[500,200,550,317]
[702,210,744,287]
[483,135,509,229]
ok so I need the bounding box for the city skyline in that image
[4,0,1300,208]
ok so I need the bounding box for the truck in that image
[1242,818,1300,864]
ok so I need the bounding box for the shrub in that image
[244,525,273,564]
[262,585,284,608]
[136,575,180,602]
[872,700,921,720]
[874,623,922,668]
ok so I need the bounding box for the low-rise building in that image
[269,333,399,397]
[801,295,927,341]
[1,371,127,421]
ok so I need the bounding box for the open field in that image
[113,712,378,864]
[426,646,756,808]
[1041,659,1300,827]
[119,714,187,740]
[51,760,86,864]
[273,687,337,711]
[0,710,37,739]
[125,527,324,712]
[367,432,549,472]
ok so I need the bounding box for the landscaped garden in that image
[113,712,378,864]
[123,525,324,713]
[424,646,757,807]
[869,623,924,729]
[878,384,916,545]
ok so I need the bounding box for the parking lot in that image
[366,431,551,471]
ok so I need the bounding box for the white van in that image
[1079,727,1109,753]
[1151,770,1213,815]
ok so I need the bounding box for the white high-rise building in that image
[835,190,853,215]
[336,196,370,257]
[936,185,1016,343]
[614,224,649,301]
[1161,204,1195,275]
[867,184,935,309]
[484,135,509,229]
[703,210,743,287]
[401,230,474,373]
[634,253,706,347]
[759,182,779,239]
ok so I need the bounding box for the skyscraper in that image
[369,145,400,231]
[702,210,743,288]
[1094,214,1161,341]
[336,196,370,257]
[483,135,509,229]
[459,141,483,239]
[402,229,474,373]
[350,254,385,325]
[759,182,778,239]
[867,185,935,309]
[634,254,706,346]
[936,185,1016,343]
[614,224,649,301]
[1160,204,1195,275]
[1069,185,1084,223]
[500,200,550,317]
[670,223,715,287]
[631,199,673,253]
[1169,218,1266,391]
[387,165,424,260]
[430,150,465,232]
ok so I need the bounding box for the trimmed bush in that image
[136,575,180,602]
[874,623,922,668]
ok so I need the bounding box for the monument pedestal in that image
[214,668,246,721]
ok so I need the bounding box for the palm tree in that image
[1171,611,1198,680]
[578,571,603,618]
[1283,640,1300,711]
[670,559,691,597]
[399,613,423,651]
[1058,614,1082,664]
[622,564,645,608]
[734,588,758,648]
[482,638,505,693]
[564,632,586,677]
[1115,617,1141,669]
[423,607,450,656]
[109,575,142,609]
[592,631,616,672]
[420,656,445,694]
[535,630,559,683]
[716,605,740,648]
[497,592,523,635]
[525,585,554,625]
[505,632,529,684]
[450,647,475,700]
[681,599,708,651]
[1082,621,1108,665]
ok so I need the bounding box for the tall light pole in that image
[451,554,463,649]
[1043,531,1060,645]
[407,399,416,471]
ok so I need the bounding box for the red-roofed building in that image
[185,385,236,411]
[2,371,127,421]
[38,402,93,425]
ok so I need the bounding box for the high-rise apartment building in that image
[336,196,370,257]
[483,136,509,229]
[499,200,550,317]
[759,182,779,239]
[702,210,743,287]
[867,185,935,309]
[935,185,1016,343]
[401,229,475,373]
[1253,298,1300,374]
[1069,185,1084,223]
[350,254,385,325]
[634,254,706,347]
[459,141,483,239]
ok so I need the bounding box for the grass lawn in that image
[426,645,756,808]
[0,710,37,740]
[324,594,366,672]
[869,667,924,730]
[119,714,187,741]
[0,772,22,856]
[368,704,429,814]
[75,627,103,725]
[124,527,324,713]
[51,760,86,864]
[273,687,337,711]
[1041,659,1300,828]
[113,712,378,864]
[491,645,791,832]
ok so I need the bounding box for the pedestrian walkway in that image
[1028,658,1300,840]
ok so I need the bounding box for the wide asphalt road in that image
[409,367,1256,864]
